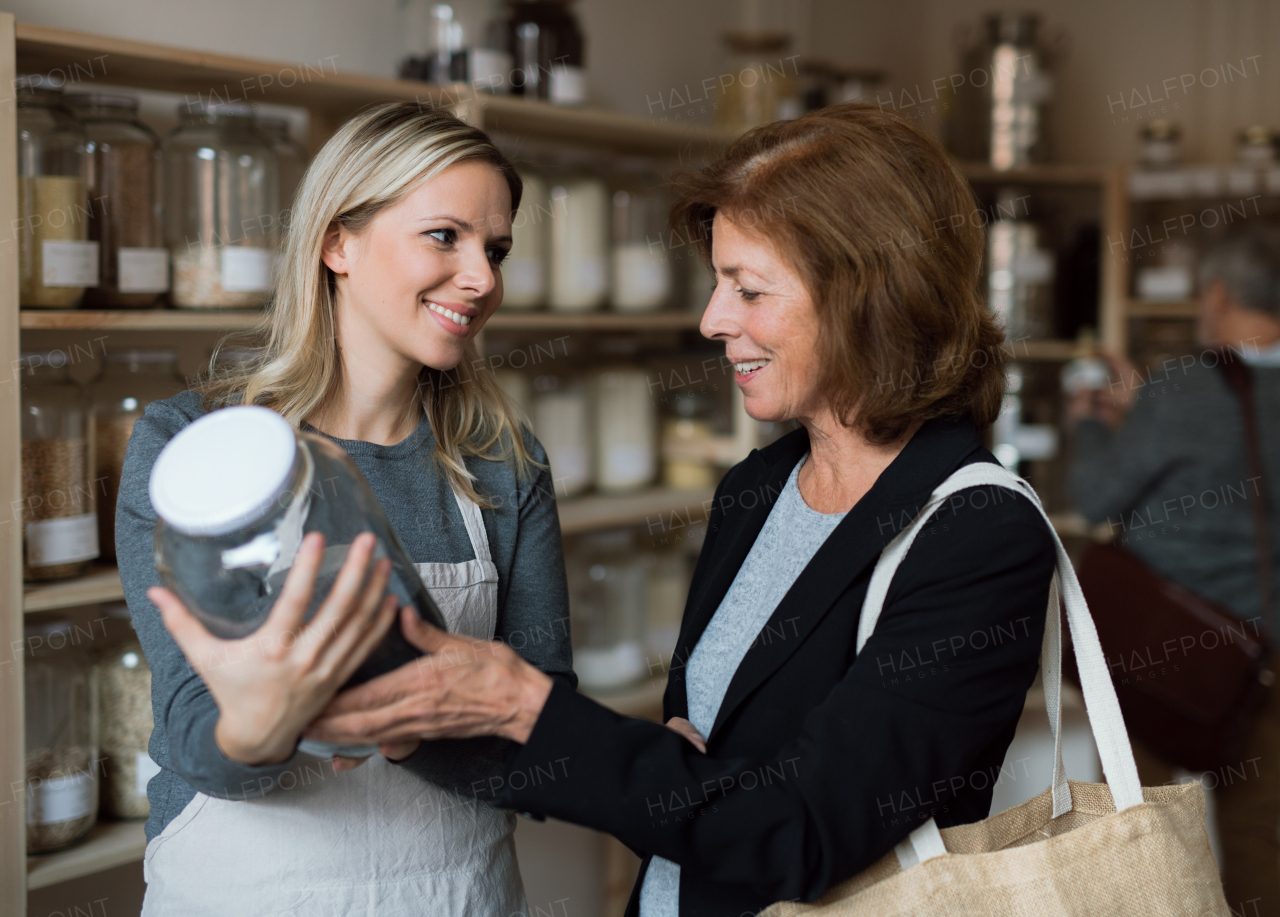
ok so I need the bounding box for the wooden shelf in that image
[23,564,125,614]
[15,23,732,158]
[958,162,1112,186]
[559,487,715,537]
[583,676,667,720]
[1010,340,1077,361]
[1126,299,1197,319]
[26,820,147,890]
[20,309,704,333]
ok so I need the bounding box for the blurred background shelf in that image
[26,821,147,891]
[23,565,125,614]
[20,309,706,333]
[1126,299,1198,319]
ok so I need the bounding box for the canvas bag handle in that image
[854,462,1143,866]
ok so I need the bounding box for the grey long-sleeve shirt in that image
[116,390,574,841]
[1069,355,1280,630]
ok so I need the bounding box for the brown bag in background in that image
[1071,353,1274,772]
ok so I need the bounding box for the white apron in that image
[142,488,526,917]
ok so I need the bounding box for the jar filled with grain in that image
[96,606,155,819]
[65,93,167,308]
[16,76,95,308]
[91,350,185,560]
[255,116,309,213]
[20,350,99,581]
[25,619,100,853]
[162,102,279,308]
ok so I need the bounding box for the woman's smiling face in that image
[321,160,513,372]
[701,211,825,424]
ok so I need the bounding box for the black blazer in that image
[496,417,1055,916]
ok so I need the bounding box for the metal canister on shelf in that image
[17,76,95,308]
[25,619,100,852]
[162,102,279,308]
[947,13,1054,169]
[91,350,186,560]
[593,368,656,493]
[503,169,550,309]
[547,168,608,312]
[19,351,99,582]
[65,93,167,308]
[986,187,1054,341]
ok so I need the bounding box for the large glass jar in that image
[20,351,99,582]
[162,103,279,309]
[502,169,550,309]
[96,605,155,819]
[91,350,186,561]
[149,406,448,757]
[714,31,801,132]
[531,373,591,496]
[610,165,672,313]
[17,79,95,308]
[547,168,608,312]
[25,619,100,853]
[256,116,309,213]
[593,368,655,493]
[65,93,167,308]
[568,530,648,691]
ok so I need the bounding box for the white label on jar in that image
[504,257,545,297]
[136,752,161,798]
[603,444,653,487]
[26,513,99,567]
[1012,251,1054,284]
[548,65,587,105]
[42,240,100,287]
[221,247,273,292]
[575,258,607,297]
[118,248,170,293]
[1137,265,1192,301]
[27,770,96,825]
[613,245,671,310]
[550,446,590,493]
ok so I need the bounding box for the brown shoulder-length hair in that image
[670,101,1006,444]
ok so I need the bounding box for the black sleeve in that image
[492,492,1054,903]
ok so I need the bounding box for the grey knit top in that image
[1069,353,1280,630]
[116,390,574,842]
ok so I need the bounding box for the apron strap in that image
[449,480,495,568]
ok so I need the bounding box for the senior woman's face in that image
[701,212,824,423]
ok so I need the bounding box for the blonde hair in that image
[196,102,534,505]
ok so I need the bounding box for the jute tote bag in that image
[760,463,1229,917]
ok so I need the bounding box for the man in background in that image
[1069,225,1280,916]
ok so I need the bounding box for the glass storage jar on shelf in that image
[91,350,186,561]
[162,102,279,309]
[592,368,655,493]
[503,169,550,309]
[661,389,718,491]
[568,530,649,691]
[531,373,591,496]
[20,351,99,582]
[148,405,448,757]
[25,619,100,853]
[256,116,309,212]
[714,31,801,132]
[96,605,155,819]
[506,0,587,106]
[17,77,95,308]
[610,163,672,313]
[547,165,609,312]
[66,93,167,308]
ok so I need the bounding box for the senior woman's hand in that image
[306,608,554,756]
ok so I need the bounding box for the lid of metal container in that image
[149,405,298,536]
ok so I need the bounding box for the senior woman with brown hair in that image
[308,102,1057,915]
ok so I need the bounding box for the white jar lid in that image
[150,405,298,536]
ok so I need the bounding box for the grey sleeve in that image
[394,430,575,801]
[1068,394,1180,526]
[117,399,296,800]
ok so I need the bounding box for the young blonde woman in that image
[115,102,574,915]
